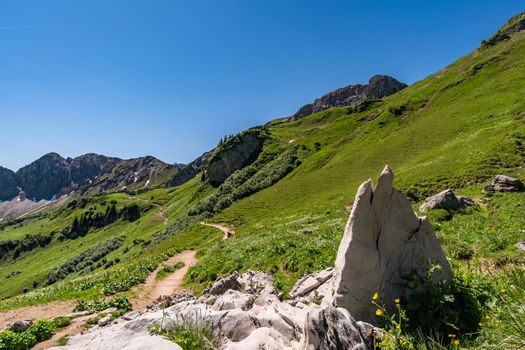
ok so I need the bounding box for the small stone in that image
[97,317,111,327]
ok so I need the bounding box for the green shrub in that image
[46,236,124,285]
[189,146,301,216]
[156,262,185,281]
[26,319,55,342]
[150,314,219,350]
[425,209,453,224]
[74,295,132,313]
[0,330,36,350]
[52,317,71,329]
[57,335,69,346]
[401,265,491,338]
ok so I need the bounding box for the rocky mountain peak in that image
[288,75,407,121]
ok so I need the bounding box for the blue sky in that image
[0,1,523,170]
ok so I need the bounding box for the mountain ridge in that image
[0,152,182,201]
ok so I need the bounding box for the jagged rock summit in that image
[289,75,407,121]
[332,165,453,323]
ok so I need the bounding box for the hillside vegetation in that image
[0,12,525,349]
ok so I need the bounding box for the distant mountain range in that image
[0,153,183,201]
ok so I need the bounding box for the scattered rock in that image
[198,270,277,304]
[516,240,525,251]
[97,317,112,327]
[101,307,117,315]
[457,195,476,208]
[63,311,92,318]
[148,289,195,310]
[484,175,524,192]
[332,165,453,323]
[7,320,32,333]
[290,268,333,299]
[301,305,369,350]
[213,290,255,311]
[419,189,460,212]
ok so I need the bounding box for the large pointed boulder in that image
[332,166,453,324]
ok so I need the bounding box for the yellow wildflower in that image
[453,339,460,345]
[373,292,379,300]
[396,323,401,329]
[375,308,383,316]
[448,334,456,338]
[485,315,491,320]
[479,322,483,327]
[394,298,400,304]
[500,288,506,293]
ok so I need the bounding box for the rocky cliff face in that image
[168,151,210,187]
[1,153,179,201]
[0,166,19,201]
[16,153,74,201]
[289,75,407,121]
[207,130,267,187]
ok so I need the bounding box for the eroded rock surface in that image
[332,165,453,323]
[484,175,524,192]
[206,131,266,187]
[289,75,407,121]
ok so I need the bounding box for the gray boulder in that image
[457,195,476,208]
[289,268,333,305]
[301,306,369,350]
[516,240,525,251]
[419,189,460,212]
[7,320,32,333]
[484,175,524,192]
[332,165,453,324]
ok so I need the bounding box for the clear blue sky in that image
[0,1,523,170]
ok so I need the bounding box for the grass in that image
[156,262,185,281]
[0,12,525,350]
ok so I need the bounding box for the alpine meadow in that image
[1,7,525,350]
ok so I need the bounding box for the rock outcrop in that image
[419,189,475,212]
[206,131,266,187]
[53,271,371,350]
[168,151,210,187]
[289,75,407,121]
[0,166,19,201]
[483,175,524,192]
[332,165,453,323]
[482,12,525,48]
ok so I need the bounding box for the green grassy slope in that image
[187,17,525,290]
[1,14,524,321]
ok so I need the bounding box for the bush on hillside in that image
[0,233,54,261]
[46,236,124,285]
[189,146,301,216]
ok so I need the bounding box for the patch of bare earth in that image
[200,222,235,239]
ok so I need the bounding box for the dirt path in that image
[132,250,197,310]
[0,300,76,330]
[34,314,91,350]
[0,250,197,349]
[200,222,235,240]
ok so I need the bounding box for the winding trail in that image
[200,222,235,240]
[0,301,76,330]
[132,250,197,311]
[0,250,197,349]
